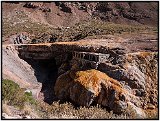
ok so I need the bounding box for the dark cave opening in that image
[23,58,59,104]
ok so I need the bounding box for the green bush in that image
[2,79,36,109]
[24,91,37,105]
[2,79,19,100]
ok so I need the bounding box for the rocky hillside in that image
[3,2,158,27]
[2,2,158,43]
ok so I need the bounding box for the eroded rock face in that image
[54,51,158,118]
[2,45,41,98]
[98,52,158,110]
[54,70,142,114]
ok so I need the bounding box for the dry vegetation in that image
[2,79,134,119]
[35,101,133,119]
[2,9,157,43]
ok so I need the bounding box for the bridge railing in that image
[72,51,110,63]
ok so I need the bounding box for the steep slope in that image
[93,2,158,26]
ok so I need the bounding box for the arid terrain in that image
[2,2,158,119]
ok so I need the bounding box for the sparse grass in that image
[2,18,53,39]
[65,19,156,39]
[2,10,157,43]
[46,20,157,42]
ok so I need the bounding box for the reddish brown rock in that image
[54,69,143,114]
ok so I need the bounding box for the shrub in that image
[24,91,37,105]
[2,79,20,100]
[2,79,36,109]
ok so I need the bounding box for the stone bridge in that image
[15,43,113,63]
[15,42,122,65]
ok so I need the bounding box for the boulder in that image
[126,102,146,119]
[54,69,142,115]
[23,2,42,9]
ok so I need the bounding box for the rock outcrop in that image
[54,70,144,116]
[54,51,158,118]
[14,35,157,118]
[3,32,31,44]
[98,52,158,110]
[3,38,158,119]
[23,2,51,12]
